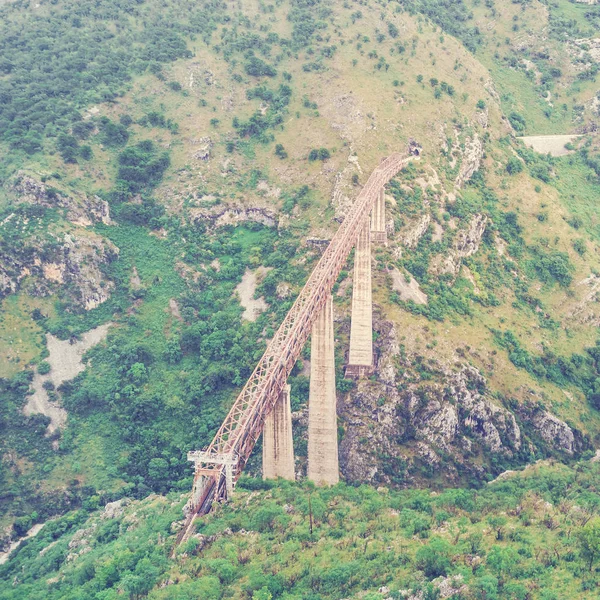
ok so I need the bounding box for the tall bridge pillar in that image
[308,295,339,486]
[263,385,295,480]
[346,223,374,378]
[371,188,387,244]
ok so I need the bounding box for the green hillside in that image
[3,462,600,599]
[1,0,600,596]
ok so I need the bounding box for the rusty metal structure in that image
[177,150,414,544]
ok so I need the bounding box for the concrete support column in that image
[263,385,295,480]
[371,188,387,244]
[308,295,339,486]
[346,223,374,378]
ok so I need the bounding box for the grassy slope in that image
[2,462,600,599]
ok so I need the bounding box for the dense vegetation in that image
[2,462,600,599]
[0,0,223,158]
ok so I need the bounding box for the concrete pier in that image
[346,224,374,378]
[371,188,387,244]
[308,295,339,485]
[263,385,295,480]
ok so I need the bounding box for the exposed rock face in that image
[401,214,431,248]
[191,136,213,161]
[189,205,277,228]
[432,214,488,277]
[1,172,117,309]
[338,320,585,487]
[101,498,131,520]
[571,274,600,326]
[518,405,577,454]
[389,268,428,305]
[8,172,111,226]
[455,135,483,188]
[0,230,119,310]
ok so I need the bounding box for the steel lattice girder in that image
[186,150,416,515]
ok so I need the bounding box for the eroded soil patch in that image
[24,323,112,432]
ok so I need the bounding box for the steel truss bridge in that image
[177,149,416,545]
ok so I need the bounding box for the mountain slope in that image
[0,0,600,589]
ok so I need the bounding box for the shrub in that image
[572,239,586,256]
[506,157,523,175]
[115,141,170,195]
[38,361,51,375]
[275,144,288,159]
[308,148,330,161]
[245,56,277,77]
[509,112,526,132]
[415,537,453,578]
[99,118,129,147]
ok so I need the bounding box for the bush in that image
[509,112,526,132]
[308,148,330,161]
[415,537,453,578]
[275,144,288,159]
[573,239,586,256]
[38,361,51,375]
[245,56,277,77]
[99,118,130,147]
[506,157,523,175]
[115,141,170,196]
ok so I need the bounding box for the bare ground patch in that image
[390,268,428,305]
[519,134,582,157]
[235,267,271,322]
[24,323,112,432]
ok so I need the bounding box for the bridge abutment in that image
[308,295,339,486]
[346,223,374,378]
[262,384,295,481]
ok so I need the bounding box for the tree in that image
[275,143,287,159]
[577,518,600,571]
[487,546,518,583]
[245,56,277,77]
[488,515,508,540]
[415,537,453,578]
[506,157,523,175]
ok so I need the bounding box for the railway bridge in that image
[177,145,419,545]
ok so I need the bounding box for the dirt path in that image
[518,134,582,157]
[236,268,270,321]
[24,323,112,432]
[0,523,45,565]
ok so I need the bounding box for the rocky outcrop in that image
[189,205,277,228]
[517,404,578,455]
[0,230,118,310]
[399,214,431,249]
[8,172,111,226]
[432,214,488,277]
[1,172,118,309]
[389,268,428,305]
[338,320,585,487]
[455,135,483,188]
